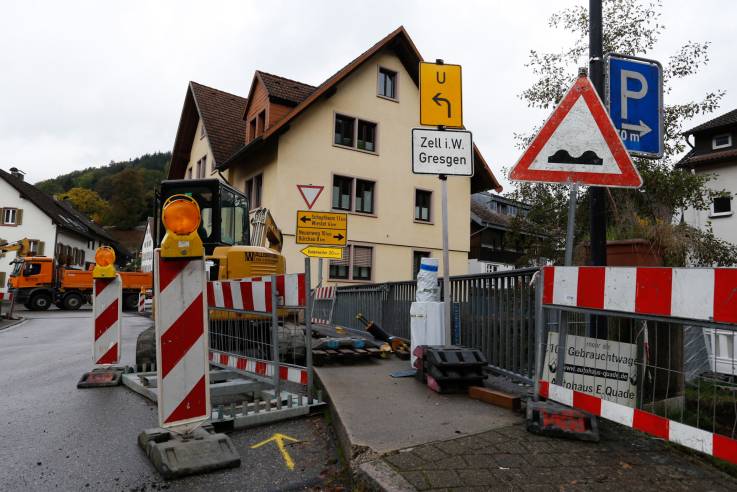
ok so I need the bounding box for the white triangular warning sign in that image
[297,185,324,210]
[510,76,642,188]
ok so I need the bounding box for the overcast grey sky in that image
[2,1,735,189]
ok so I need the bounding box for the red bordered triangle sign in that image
[297,185,324,210]
[510,75,642,188]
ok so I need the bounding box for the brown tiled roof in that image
[684,108,737,135]
[676,147,737,169]
[190,82,248,165]
[256,71,315,106]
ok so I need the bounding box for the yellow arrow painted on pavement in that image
[250,433,300,470]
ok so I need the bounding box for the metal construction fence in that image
[332,267,538,381]
[537,266,737,465]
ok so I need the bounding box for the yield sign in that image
[296,185,324,209]
[510,75,642,188]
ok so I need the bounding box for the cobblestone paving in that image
[382,420,737,491]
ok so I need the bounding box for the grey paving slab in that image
[316,357,520,455]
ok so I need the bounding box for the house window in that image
[333,176,376,214]
[195,156,206,179]
[712,195,732,216]
[412,251,430,280]
[334,114,377,153]
[415,189,432,222]
[1,208,19,226]
[355,180,374,214]
[332,175,353,211]
[257,110,266,135]
[713,133,732,150]
[249,118,257,141]
[200,121,206,139]
[334,114,355,147]
[329,244,373,281]
[357,121,376,152]
[246,174,262,209]
[378,67,397,99]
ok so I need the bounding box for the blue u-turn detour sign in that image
[606,53,663,159]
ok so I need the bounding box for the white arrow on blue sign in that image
[605,53,664,159]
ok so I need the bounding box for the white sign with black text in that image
[542,332,639,406]
[411,128,473,176]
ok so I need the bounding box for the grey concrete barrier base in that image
[138,426,241,480]
[526,399,599,442]
[77,366,132,388]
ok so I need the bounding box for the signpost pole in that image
[440,174,451,345]
[317,258,323,286]
[589,0,608,338]
[555,182,578,384]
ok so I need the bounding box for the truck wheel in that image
[63,292,84,311]
[136,326,157,371]
[29,293,52,311]
[123,293,139,312]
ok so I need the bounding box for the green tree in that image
[56,187,112,224]
[104,168,147,228]
[506,0,737,267]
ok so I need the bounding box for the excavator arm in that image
[249,208,283,252]
[0,238,31,259]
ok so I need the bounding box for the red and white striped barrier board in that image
[138,292,145,313]
[93,276,122,365]
[154,250,210,429]
[209,350,308,385]
[539,380,737,465]
[543,266,737,325]
[207,273,306,312]
[314,285,336,301]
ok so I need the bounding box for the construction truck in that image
[8,256,152,311]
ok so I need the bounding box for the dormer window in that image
[712,133,732,150]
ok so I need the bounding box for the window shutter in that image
[0,208,5,225]
[15,209,22,225]
[353,246,372,268]
[37,241,45,256]
[0,272,6,287]
[329,247,350,267]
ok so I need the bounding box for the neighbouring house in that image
[469,193,538,272]
[677,108,737,248]
[166,26,502,284]
[0,167,123,292]
[104,223,148,268]
[140,217,154,273]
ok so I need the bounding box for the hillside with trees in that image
[36,152,170,229]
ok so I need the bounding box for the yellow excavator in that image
[0,238,31,259]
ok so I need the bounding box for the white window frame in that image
[710,194,733,218]
[712,133,732,150]
[2,208,17,226]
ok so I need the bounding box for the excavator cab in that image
[154,179,285,281]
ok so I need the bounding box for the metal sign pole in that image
[270,277,281,403]
[440,174,451,345]
[556,182,578,384]
[304,257,314,393]
[317,258,323,286]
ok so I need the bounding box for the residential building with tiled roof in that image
[0,167,123,294]
[166,26,502,282]
[677,108,737,248]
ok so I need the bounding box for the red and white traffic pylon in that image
[153,249,210,429]
[93,276,122,364]
[138,290,146,314]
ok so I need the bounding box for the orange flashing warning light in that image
[92,246,116,278]
[161,195,204,258]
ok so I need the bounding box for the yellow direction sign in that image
[300,246,344,259]
[420,62,463,128]
[296,211,347,246]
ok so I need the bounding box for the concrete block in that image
[77,366,132,388]
[138,426,240,480]
[468,386,521,412]
[526,400,599,442]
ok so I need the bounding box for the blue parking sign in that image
[606,53,663,158]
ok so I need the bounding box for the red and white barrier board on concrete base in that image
[207,273,306,311]
[93,276,122,365]
[539,380,737,465]
[154,249,210,430]
[543,266,737,325]
[209,349,309,386]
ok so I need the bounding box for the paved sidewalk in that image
[377,419,737,491]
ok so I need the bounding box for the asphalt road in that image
[0,308,343,491]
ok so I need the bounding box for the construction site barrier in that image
[93,276,122,365]
[536,265,737,465]
[153,249,210,430]
[311,285,336,326]
[207,269,313,393]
